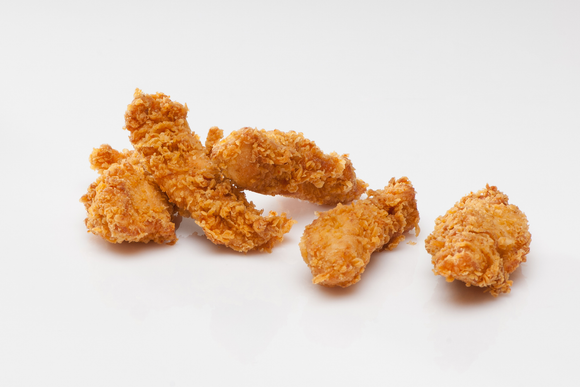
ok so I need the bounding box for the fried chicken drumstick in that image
[210,127,367,205]
[299,177,420,287]
[124,90,295,253]
[80,144,178,245]
[425,185,531,296]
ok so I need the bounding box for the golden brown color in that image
[124,89,295,253]
[88,144,126,172]
[204,126,224,156]
[80,145,178,244]
[299,177,420,287]
[211,127,367,205]
[424,185,531,296]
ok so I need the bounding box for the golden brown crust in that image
[89,144,128,173]
[211,127,367,205]
[299,177,420,287]
[205,126,224,156]
[124,89,295,253]
[80,145,178,245]
[424,185,531,296]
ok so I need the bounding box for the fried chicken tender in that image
[124,89,295,253]
[424,185,531,296]
[210,127,368,205]
[80,145,178,245]
[299,177,420,287]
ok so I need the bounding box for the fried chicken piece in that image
[424,185,531,296]
[124,89,295,253]
[80,145,178,245]
[210,127,368,205]
[299,177,420,287]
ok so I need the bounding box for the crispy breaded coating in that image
[425,185,531,296]
[210,127,368,205]
[89,144,127,172]
[80,145,178,245]
[124,89,295,253]
[299,177,420,287]
[205,126,224,156]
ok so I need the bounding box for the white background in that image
[1,0,579,386]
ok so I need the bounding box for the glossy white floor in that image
[2,1,578,386]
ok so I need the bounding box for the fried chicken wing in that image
[124,90,295,253]
[299,177,420,287]
[80,145,178,244]
[210,127,367,205]
[424,185,531,296]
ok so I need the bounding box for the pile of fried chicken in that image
[81,89,369,252]
[81,89,531,296]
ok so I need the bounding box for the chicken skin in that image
[210,127,367,205]
[80,145,178,245]
[425,185,531,296]
[124,90,295,253]
[299,177,420,287]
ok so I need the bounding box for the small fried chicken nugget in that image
[80,145,178,245]
[425,185,531,296]
[299,177,420,287]
[124,90,295,253]
[211,127,368,205]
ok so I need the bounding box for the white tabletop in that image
[1,1,578,386]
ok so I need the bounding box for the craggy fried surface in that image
[88,144,127,172]
[204,126,224,156]
[211,127,368,205]
[124,90,295,253]
[299,177,420,287]
[424,185,531,296]
[80,145,178,244]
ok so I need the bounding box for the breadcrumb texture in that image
[205,126,224,156]
[299,177,420,287]
[424,185,531,296]
[80,145,178,245]
[124,89,295,253]
[211,127,368,205]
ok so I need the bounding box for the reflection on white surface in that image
[301,286,369,348]
[90,218,300,364]
[90,242,205,320]
[300,239,420,347]
[211,299,287,363]
[425,268,529,373]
